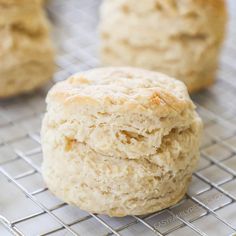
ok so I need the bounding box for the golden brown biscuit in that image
[42,67,202,216]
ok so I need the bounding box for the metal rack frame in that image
[0,0,236,235]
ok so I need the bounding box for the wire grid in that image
[0,0,236,235]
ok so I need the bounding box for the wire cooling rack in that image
[0,0,236,235]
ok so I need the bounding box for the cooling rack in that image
[0,0,236,235]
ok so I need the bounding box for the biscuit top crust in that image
[190,0,226,11]
[100,0,227,15]
[47,67,194,115]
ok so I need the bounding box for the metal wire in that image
[1,0,236,235]
[0,216,23,236]
[0,168,79,236]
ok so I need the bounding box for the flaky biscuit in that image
[99,0,227,93]
[42,67,202,216]
[0,0,54,98]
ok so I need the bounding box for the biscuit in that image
[42,67,202,216]
[99,0,227,93]
[0,0,54,98]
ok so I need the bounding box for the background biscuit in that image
[99,0,227,92]
[0,0,54,98]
